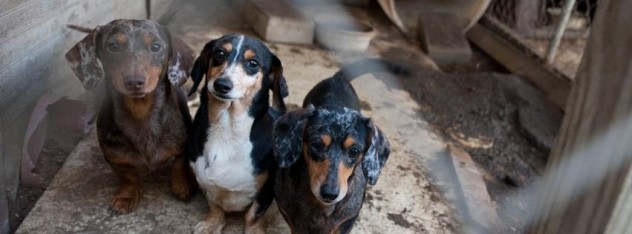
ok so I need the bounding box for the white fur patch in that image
[168,52,186,86]
[191,111,257,212]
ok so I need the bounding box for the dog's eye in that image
[348,147,361,158]
[310,142,325,152]
[247,60,259,69]
[107,42,122,53]
[213,50,226,61]
[150,42,162,52]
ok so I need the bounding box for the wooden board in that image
[449,145,500,231]
[527,0,632,232]
[467,23,571,110]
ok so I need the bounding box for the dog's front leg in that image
[170,153,195,200]
[109,164,140,214]
[195,200,226,234]
[245,173,275,234]
[245,201,267,234]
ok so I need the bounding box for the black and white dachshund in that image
[272,59,399,233]
[186,33,288,233]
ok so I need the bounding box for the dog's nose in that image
[213,78,233,94]
[319,186,339,202]
[124,75,146,90]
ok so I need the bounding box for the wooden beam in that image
[449,145,500,231]
[527,0,632,232]
[467,23,571,110]
[0,131,8,234]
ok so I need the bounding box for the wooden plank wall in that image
[526,0,632,232]
[0,0,147,222]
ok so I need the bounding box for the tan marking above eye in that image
[343,137,356,149]
[143,34,153,45]
[114,34,128,44]
[321,134,332,147]
[222,43,233,53]
[244,50,256,60]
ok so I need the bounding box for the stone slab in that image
[243,0,314,44]
[418,12,472,64]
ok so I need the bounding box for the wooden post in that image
[0,131,8,234]
[527,0,632,233]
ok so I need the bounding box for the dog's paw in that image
[193,219,225,234]
[110,196,139,214]
[170,179,193,201]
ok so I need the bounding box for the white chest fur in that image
[191,111,258,211]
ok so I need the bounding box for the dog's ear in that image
[270,55,289,113]
[273,105,315,168]
[188,40,216,96]
[167,35,195,87]
[362,119,391,185]
[65,26,103,90]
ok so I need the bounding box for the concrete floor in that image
[17,0,459,233]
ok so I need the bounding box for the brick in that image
[243,0,314,44]
[418,13,472,64]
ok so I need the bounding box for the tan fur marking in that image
[144,65,162,92]
[222,43,233,53]
[143,33,153,45]
[244,50,256,60]
[255,171,268,190]
[208,61,228,79]
[337,162,354,195]
[114,34,128,44]
[245,201,266,233]
[305,144,330,192]
[198,201,226,233]
[343,137,355,149]
[321,134,332,147]
[110,70,128,94]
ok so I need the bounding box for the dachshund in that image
[186,33,288,233]
[272,59,401,233]
[65,19,196,214]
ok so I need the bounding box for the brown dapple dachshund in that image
[65,19,196,214]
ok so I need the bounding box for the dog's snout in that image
[213,78,233,94]
[124,75,146,90]
[319,185,339,202]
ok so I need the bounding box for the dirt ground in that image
[8,124,83,233]
[9,1,563,233]
[368,8,563,232]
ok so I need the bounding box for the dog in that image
[65,19,196,214]
[272,59,398,233]
[186,33,288,233]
